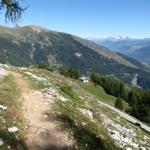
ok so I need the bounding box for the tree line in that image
[91,73,150,124]
[37,65,150,124]
[59,67,80,79]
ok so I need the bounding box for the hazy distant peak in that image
[99,36,131,41]
[108,35,130,40]
[88,36,149,42]
[87,36,130,42]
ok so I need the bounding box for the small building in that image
[80,76,90,83]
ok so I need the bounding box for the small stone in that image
[0,138,4,146]
[25,72,47,82]
[8,127,19,133]
[59,95,67,102]
[79,109,93,119]
[126,147,132,150]
[82,122,86,126]
[131,143,139,148]
[140,147,146,150]
[143,135,149,140]
[44,114,48,118]
[0,68,8,78]
[0,105,7,110]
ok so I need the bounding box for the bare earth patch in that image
[11,71,75,150]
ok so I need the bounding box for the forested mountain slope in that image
[0,25,150,88]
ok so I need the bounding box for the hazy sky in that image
[0,0,150,38]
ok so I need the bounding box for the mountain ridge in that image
[0,25,150,88]
[90,37,150,65]
[0,25,141,68]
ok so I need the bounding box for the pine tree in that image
[128,89,137,107]
[115,97,124,110]
[119,82,128,100]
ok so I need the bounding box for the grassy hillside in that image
[79,82,116,106]
[0,65,150,149]
[21,67,150,149]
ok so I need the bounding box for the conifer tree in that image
[115,97,124,110]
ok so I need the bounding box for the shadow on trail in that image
[0,129,28,150]
[37,144,75,150]
[57,115,107,150]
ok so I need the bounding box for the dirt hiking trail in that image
[11,71,75,150]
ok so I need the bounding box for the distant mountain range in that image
[0,26,150,88]
[90,36,150,65]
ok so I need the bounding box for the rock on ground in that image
[0,105,7,110]
[0,138,4,146]
[103,117,139,148]
[8,127,19,133]
[79,109,93,119]
[25,72,47,82]
[0,68,8,78]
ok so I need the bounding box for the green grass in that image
[79,82,116,106]
[54,82,118,150]
[21,69,50,90]
[55,100,118,150]
[18,67,150,149]
[0,75,19,105]
[58,82,150,149]
[0,75,26,150]
[22,69,118,149]
[29,80,49,90]
[59,85,87,108]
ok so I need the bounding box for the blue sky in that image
[1,0,150,38]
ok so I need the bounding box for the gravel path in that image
[11,71,75,150]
